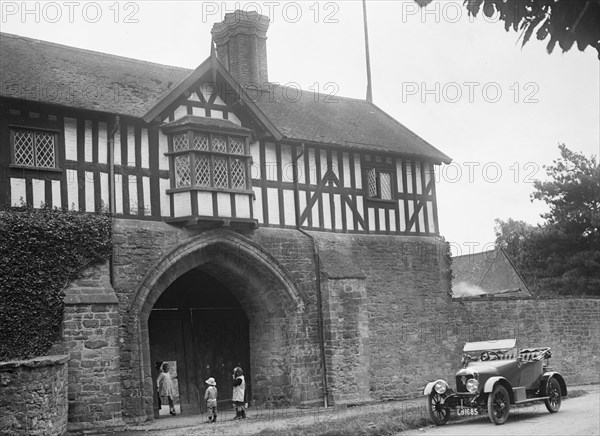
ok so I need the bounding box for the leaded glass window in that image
[169,132,249,192]
[12,129,57,168]
[367,168,392,200]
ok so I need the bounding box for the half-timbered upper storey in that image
[0,11,451,236]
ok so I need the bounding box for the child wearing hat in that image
[204,377,218,423]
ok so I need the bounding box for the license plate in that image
[457,407,479,416]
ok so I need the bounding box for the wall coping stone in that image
[0,354,69,370]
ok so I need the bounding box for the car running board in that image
[513,396,550,405]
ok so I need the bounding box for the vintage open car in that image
[423,339,567,425]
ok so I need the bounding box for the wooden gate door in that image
[191,308,251,412]
[149,308,250,416]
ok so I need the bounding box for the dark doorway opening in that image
[149,268,251,416]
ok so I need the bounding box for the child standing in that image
[157,363,176,416]
[204,377,218,423]
[232,366,246,419]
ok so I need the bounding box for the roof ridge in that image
[0,32,193,72]
[266,82,369,103]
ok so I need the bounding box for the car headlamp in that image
[466,378,479,393]
[434,380,447,394]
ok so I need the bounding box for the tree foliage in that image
[416,0,600,57]
[495,145,600,296]
[0,206,112,361]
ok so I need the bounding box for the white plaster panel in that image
[250,141,261,179]
[100,172,108,211]
[84,120,93,162]
[66,169,78,210]
[345,203,355,231]
[281,144,293,184]
[236,194,251,219]
[85,171,95,212]
[368,208,376,232]
[283,189,295,226]
[10,178,26,206]
[356,196,364,230]
[52,180,61,209]
[334,194,343,230]
[141,128,149,169]
[354,154,362,189]
[143,176,151,215]
[399,200,406,232]
[379,209,386,232]
[160,178,170,217]
[415,164,423,195]
[407,201,415,232]
[98,122,107,164]
[322,192,332,229]
[32,178,45,208]
[197,192,213,216]
[114,174,123,214]
[427,201,435,234]
[173,192,191,217]
[396,160,404,193]
[299,191,307,226]
[127,126,136,167]
[267,188,279,225]
[217,192,232,217]
[264,142,277,181]
[158,131,169,171]
[253,188,263,224]
[343,153,351,188]
[113,127,122,166]
[173,105,188,121]
[389,209,397,233]
[64,117,77,161]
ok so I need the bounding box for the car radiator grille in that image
[456,376,468,393]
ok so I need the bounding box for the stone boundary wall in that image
[0,355,69,436]
[448,297,600,386]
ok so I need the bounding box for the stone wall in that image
[0,355,69,435]
[50,219,598,429]
[57,262,123,432]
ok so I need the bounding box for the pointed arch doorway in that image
[149,268,250,416]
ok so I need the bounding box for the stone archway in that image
[127,229,306,420]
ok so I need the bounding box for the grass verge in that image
[255,403,430,436]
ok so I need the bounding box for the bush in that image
[0,206,112,361]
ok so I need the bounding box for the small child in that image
[232,367,246,419]
[204,377,218,423]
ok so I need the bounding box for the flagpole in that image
[362,0,373,103]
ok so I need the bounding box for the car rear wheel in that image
[545,378,562,413]
[426,392,450,425]
[487,384,510,425]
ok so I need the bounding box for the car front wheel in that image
[426,391,450,425]
[545,378,562,413]
[487,384,510,425]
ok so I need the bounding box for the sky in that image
[1,0,598,255]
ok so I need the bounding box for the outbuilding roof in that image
[0,32,451,163]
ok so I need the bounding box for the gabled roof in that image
[0,32,190,117]
[452,248,532,298]
[0,32,451,163]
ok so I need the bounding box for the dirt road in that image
[399,388,600,436]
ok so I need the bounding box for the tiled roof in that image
[0,32,190,117]
[1,32,450,162]
[254,84,450,162]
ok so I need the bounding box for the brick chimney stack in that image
[211,11,270,87]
